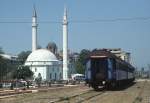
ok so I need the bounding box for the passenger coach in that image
[85,50,135,90]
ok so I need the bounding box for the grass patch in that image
[59,96,70,101]
[133,97,142,103]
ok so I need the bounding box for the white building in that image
[24,7,71,81]
[25,49,62,81]
[102,48,131,63]
[0,54,18,61]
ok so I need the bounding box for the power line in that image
[0,17,150,24]
[70,17,150,23]
[0,17,30,20]
[0,21,61,24]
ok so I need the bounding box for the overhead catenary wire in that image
[0,16,150,24]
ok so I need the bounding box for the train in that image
[85,50,135,90]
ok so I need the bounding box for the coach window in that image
[116,62,119,70]
[113,59,116,70]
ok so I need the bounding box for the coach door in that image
[91,58,107,81]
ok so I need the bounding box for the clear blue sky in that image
[0,0,150,69]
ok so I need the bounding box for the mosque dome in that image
[25,49,58,66]
[47,42,57,48]
[46,42,57,54]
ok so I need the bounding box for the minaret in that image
[32,7,38,52]
[63,7,68,80]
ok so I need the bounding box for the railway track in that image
[1,81,149,103]
[0,85,82,99]
[53,89,105,103]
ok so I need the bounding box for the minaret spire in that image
[64,6,67,17]
[32,6,38,52]
[62,7,68,80]
[33,5,37,17]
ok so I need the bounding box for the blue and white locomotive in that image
[85,50,135,90]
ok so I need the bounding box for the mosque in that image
[25,7,73,81]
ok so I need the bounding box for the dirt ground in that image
[0,80,150,103]
[84,80,150,103]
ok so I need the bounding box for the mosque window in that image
[55,73,57,80]
[50,73,52,79]
[52,66,54,72]
[59,73,61,79]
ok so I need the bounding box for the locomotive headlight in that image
[102,81,106,85]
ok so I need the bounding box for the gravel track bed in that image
[83,81,150,103]
[57,90,105,103]
[0,80,150,103]
[0,85,90,103]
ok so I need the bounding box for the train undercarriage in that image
[88,78,135,90]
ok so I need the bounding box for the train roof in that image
[87,50,135,70]
[88,50,118,59]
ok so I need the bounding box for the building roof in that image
[0,54,18,60]
[25,49,58,66]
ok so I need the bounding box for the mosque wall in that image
[31,66,47,80]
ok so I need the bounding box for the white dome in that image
[25,49,58,66]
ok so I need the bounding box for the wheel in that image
[91,84,99,91]
[110,81,117,89]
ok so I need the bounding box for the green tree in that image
[18,51,31,64]
[0,47,4,54]
[13,66,33,80]
[0,48,8,81]
[0,56,7,80]
[75,49,90,74]
[0,47,18,83]
[147,64,150,78]
[75,61,85,74]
